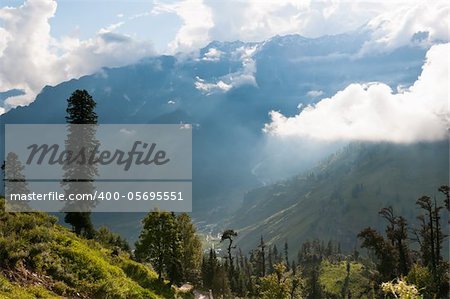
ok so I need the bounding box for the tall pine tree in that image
[62,89,98,238]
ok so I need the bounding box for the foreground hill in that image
[0,199,184,299]
[229,141,449,255]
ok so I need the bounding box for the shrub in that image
[381,278,421,299]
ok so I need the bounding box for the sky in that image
[0,0,412,53]
[0,0,448,144]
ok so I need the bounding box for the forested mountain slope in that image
[229,141,449,255]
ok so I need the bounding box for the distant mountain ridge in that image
[0,32,433,245]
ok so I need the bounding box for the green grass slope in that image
[0,199,180,299]
[320,260,372,298]
[229,141,449,256]
[1,272,61,299]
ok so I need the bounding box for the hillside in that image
[0,199,186,299]
[228,141,449,255]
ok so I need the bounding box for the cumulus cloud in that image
[152,0,213,53]
[264,43,449,143]
[195,46,257,95]
[0,0,59,109]
[360,1,449,53]
[0,0,154,112]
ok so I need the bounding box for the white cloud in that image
[195,46,257,95]
[154,0,448,54]
[153,0,411,52]
[99,21,125,34]
[360,1,449,53]
[206,0,306,41]
[228,46,258,87]
[306,90,324,98]
[0,27,9,56]
[264,43,449,143]
[0,0,154,113]
[0,0,59,109]
[152,0,213,53]
[56,32,154,82]
[202,47,221,61]
[194,77,232,95]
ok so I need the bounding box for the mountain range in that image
[1,29,443,251]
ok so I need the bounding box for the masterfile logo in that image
[6,124,191,180]
[26,140,170,171]
[4,124,192,212]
